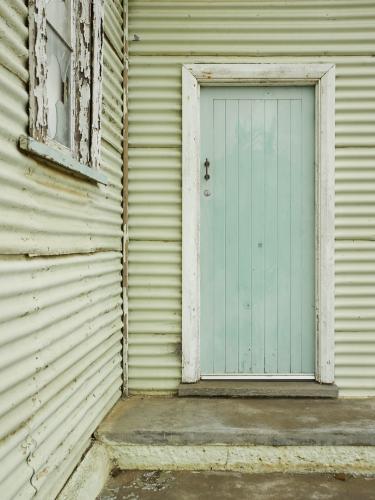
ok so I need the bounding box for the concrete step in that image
[96,397,375,475]
[178,380,338,398]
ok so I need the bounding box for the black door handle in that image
[204,158,210,180]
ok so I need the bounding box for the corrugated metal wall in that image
[0,0,126,498]
[127,0,375,396]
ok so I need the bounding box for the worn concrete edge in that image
[102,443,375,475]
[19,135,108,185]
[96,429,375,447]
[57,442,112,500]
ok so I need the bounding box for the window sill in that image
[19,136,108,185]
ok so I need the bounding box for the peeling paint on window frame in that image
[27,0,104,177]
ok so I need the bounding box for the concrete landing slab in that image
[178,380,338,398]
[98,470,375,500]
[97,397,375,446]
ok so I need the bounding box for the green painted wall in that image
[0,0,126,497]
[127,0,375,396]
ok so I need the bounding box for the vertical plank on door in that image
[264,100,278,372]
[290,98,303,372]
[238,100,252,373]
[251,100,265,373]
[213,99,226,373]
[225,100,239,373]
[301,88,316,373]
[277,99,292,373]
[200,93,214,374]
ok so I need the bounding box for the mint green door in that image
[200,86,315,377]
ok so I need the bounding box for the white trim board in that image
[182,63,335,384]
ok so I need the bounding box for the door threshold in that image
[178,380,338,399]
[201,375,315,381]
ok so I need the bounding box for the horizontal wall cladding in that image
[128,241,182,391]
[0,252,123,499]
[128,56,375,149]
[336,148,375,240]
[128,148,181,241]
[0,0,125,498]
[335,148,375,396]
[129,0,375,56]
[128,0,375,395]
[0,0,124,256]
[335,241,375,397]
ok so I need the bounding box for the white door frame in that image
[182,63,335,384]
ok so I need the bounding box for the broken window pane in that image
[46,0,71,45]
[45,0,72,148]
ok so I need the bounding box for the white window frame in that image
[20,0,106,185]
[182,63,335,384]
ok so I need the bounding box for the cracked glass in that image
[45,0,72,148]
